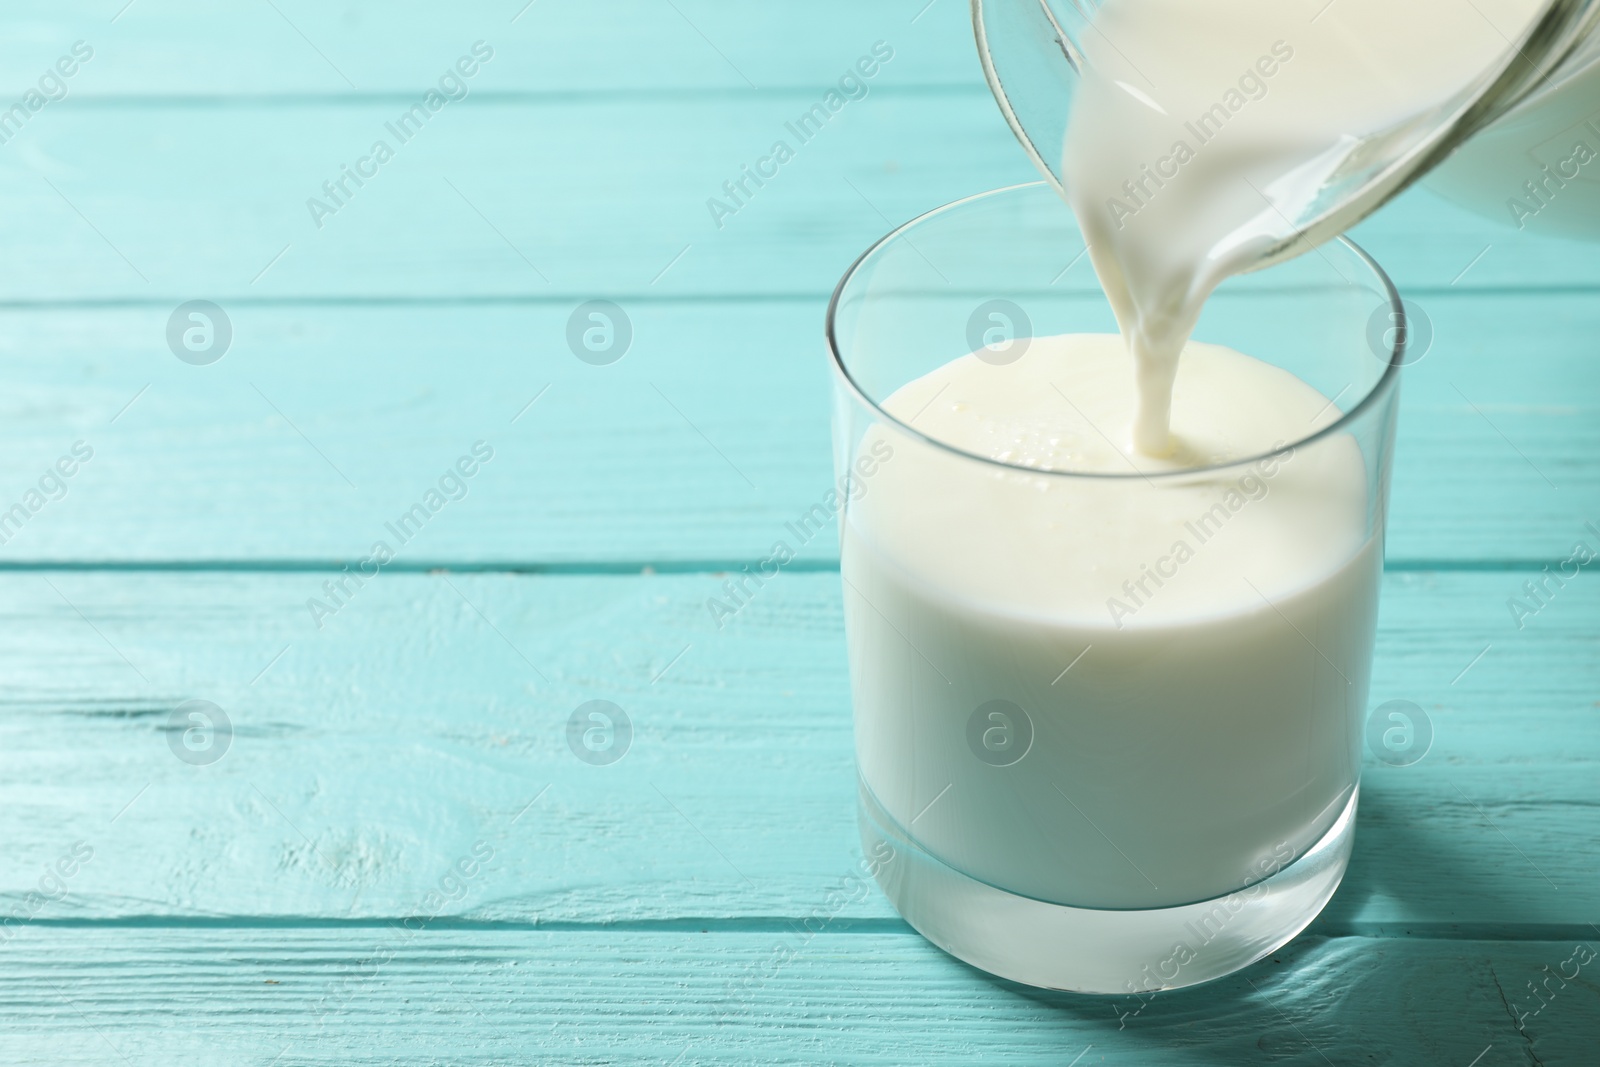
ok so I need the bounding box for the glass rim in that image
[824,181,1406,482]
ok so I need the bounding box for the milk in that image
[844,334,1379,908]
[843,0,1531,915]
[1429,35,1600,237]
[1063,0,1543,453]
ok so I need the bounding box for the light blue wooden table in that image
[0,2,1596,1063]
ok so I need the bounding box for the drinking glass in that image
[826,182,1403,993]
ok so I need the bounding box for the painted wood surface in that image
[2,930,1596,1065]
[0,95,1588,302]
[0,288,1593,565]
[1,1,1596,1063]
[0,570,1594,932]
[0,7,1590,566]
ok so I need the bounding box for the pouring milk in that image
[848,0,1543,907]
[1062,0,1546,454]
[838,0,1582,988]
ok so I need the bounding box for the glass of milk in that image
[827,182,1403,994]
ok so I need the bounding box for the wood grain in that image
[0,19,1588,567]
[0,289,1592,565]
[0,570,1593,932]
[6,0,983,96]
[2,928,1594,1065]
[0,96,1592,302]
[3,4,1595,1062]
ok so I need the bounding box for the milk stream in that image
[1061,0,1543,454]
[845,336,1380,908]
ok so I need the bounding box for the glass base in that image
[859,778,1357,993]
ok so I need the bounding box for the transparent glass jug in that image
[974,0,1600,246]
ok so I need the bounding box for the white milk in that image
[845,0,1542,913]
[1429,36,1600,237]
[1062,0,1542,454]
[844,335,1379,909]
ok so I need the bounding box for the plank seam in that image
[51,85,996,109]
[0,286,1594,310]
[0,560,1564,574]
[5,917,1598,941]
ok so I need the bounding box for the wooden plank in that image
[0,288,1592,565]
[0,94,1593,303]
[0,92,1024,302]
[7,0,982,96]
[10,0,1596,303]
[0,570,1594,929]
[1,927,1595,1064]
[4,6,1590,1061]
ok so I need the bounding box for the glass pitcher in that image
[973,0,1600,249]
